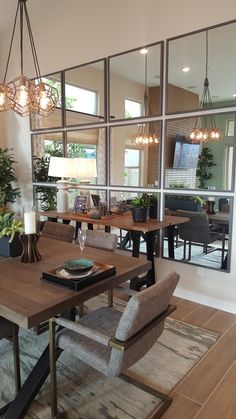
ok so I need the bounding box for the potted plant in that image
[147,193,158,219]
[0,211,23,257]
[131,194,149,222]
[196,147,216,189]
[0,147,21,212]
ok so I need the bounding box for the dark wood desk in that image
[0,237,151,418]
[40,211,188,290]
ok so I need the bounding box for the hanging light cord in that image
[3,2,20,82]
[3,0,41,84]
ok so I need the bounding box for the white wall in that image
[1,0,236,312]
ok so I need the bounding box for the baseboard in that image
[174,288,236,314]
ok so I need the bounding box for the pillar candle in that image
[24,207,36,234]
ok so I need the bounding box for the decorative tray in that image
[41,262,116,291]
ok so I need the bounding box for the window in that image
[65,84,97,114]
[125,99,142,118]
[124,148,141,186]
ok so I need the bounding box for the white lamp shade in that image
[77,158,97,178]
[48,157,79,178]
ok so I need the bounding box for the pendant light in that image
[187,30,223,143]
[0,0,58,117]
[133,49,159,146]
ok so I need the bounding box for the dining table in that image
[39,210,189,290]
[0,237,151,419]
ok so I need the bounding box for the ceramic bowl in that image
[63,258,94,274]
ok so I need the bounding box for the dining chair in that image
[0,317,21,404]
[77,230,118,314]
[49,270,180,418]
[84,229,118,251]
[176,210,225,264]
[41,221,75,243]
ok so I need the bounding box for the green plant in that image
[197,147,216,189]
[132,194,149,208]
[0,148,21,210]
[169,181,189,189]
[0,211,23,242]
[33,156,59,211]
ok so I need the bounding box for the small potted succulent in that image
[0,211,23,257]
[131,194,149,222]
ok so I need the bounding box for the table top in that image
[0,237,151,329]
[40,211,189,233]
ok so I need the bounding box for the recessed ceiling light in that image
[182,67,190,72]
[233,93,236,97]
[140,48,148,55]
[187,86,196,89]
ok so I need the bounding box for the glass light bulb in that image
[0,92,6,106]
[17,85,29,107]
[39,91,50,110]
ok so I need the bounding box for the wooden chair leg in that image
[49,319,57,418]
[12,323,21,394]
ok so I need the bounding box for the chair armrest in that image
[54,317,111,346]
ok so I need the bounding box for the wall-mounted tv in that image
[173,138,200,169]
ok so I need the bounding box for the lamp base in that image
[56,180,69,213]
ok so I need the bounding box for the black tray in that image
[41,262,116,291]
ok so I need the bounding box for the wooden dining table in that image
[0,237,151,419]
[40,210,188,290]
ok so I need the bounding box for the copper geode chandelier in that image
[187,30,223,143]
[133,49,159,146]
[0,0,58,117]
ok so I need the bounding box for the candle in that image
[24,206,36,234]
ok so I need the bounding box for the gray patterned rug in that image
[0,296,219,419]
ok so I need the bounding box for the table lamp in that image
[48,157,79,212]
[77,158,97,184]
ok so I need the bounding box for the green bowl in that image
[63,258,94,274]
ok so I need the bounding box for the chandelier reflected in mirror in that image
[0,0,58,117]
[187,30,223,143]
[133,48,159,146]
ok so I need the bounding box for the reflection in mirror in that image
[32,132,64,211]
[109,43,162,120]
[66,128,106,185]
[164,113,235,191]
[167,21,236,114]
[30,73,62,130]
[163,194,232,271]
[65,60,105,126]
[110,122,161,187]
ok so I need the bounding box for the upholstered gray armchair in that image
[49,270,179,417]
[0,317,21,414]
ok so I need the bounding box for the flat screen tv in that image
[173,139,200,169]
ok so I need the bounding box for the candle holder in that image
[20,233,41,263]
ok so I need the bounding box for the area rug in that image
[0,296,219,419]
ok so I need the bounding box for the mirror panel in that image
[167,21,236,114]
[65,60,105,126]
[109,42,162,121]
[110,122,161,187]
[66,128,106,185]
[164,112,235,191]
[163,193,232,271]
[30,72,63,130]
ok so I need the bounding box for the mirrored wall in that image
[109,42,163,121]
[31,19,236,272]
[167,21,236,114]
